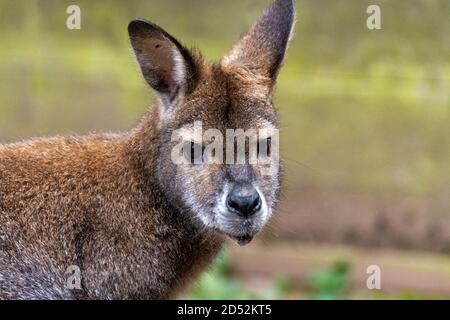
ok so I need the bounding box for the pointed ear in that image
[128,20,198,106]
[223,0,295,82]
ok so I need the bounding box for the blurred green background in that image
[0,0,449,299]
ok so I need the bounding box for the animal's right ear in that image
[128,20,198,107]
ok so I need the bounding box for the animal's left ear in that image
[223,0,295,83]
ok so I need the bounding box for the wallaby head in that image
[128,0,295,245]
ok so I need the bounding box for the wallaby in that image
[0,0,295,299]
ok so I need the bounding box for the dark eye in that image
[257,137,272,157]
[184,141,203,164]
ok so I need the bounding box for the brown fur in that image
[0,0,295,299]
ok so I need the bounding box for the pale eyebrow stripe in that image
[176,121,278,142]
[258,129,277,140]
[176,126,203,144]
[256,119,278,139]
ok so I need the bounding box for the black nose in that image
[226,184,262,217]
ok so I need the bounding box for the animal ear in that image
[128,20,198,106]
[223,0,295,82]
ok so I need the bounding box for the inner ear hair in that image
[128,19,199,105]
[222,0,296,82]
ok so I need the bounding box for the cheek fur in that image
[179,165,223,207]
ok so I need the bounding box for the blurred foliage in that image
[186,251,292,300]
[186,251,450,300]
[186,251,255,300]
[308,261,350,300]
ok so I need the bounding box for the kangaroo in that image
[0,0,295,299]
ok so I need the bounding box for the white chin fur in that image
[190,182,271,235]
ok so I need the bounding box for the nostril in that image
[249,194,262,212]
[227,196,241,212]
[226,185,262,217]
